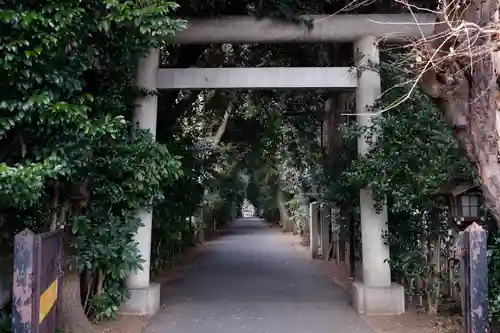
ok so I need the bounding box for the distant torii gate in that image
[122,14,434,317]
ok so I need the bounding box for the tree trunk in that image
[277,190,292,232]
[58,230,100,333]
[419,0,500,222]
[212,92,236,145]
[426,291,439,316]
[339,203,350,263]
[296,186,309,238]
[323,43,352,174]
[59,268,100,333]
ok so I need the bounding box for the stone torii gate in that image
[122,14,434,316]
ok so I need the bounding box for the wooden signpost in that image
[12,229,62,333]
[461,223,488,333]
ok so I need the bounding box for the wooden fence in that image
[327,220,464,302]
[311,204,465,307]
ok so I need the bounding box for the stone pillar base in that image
[352,282,405,315]
[120,282,161,316]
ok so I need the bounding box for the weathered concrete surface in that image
[120,283,161,316]
[170,14,435,44]
[143,217,374,333]
[123,48,160,316]
[156,67,356,90]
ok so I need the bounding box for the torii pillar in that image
[120,49,161,316]
[351,36,405,315]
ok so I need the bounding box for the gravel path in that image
[143,217,375,333]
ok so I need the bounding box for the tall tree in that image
[415,0,500,221]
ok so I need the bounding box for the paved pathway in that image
[143,217,374,333]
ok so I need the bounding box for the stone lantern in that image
[435,182,481,230]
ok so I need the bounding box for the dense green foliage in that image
[0,0,186,323]
[342,61,474,313]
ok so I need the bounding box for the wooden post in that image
[309,202,320,259]
[12,229,37,333]
[345,240,350,270]
[338,212,348,264]
[449,228,459,301]
[461,223,488,333]
[320,205,331,261]
[333,231,339,264]
[429,236,441,313]
[331,206,340,264]
[12,229,62,333]
[348,211,356,278]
